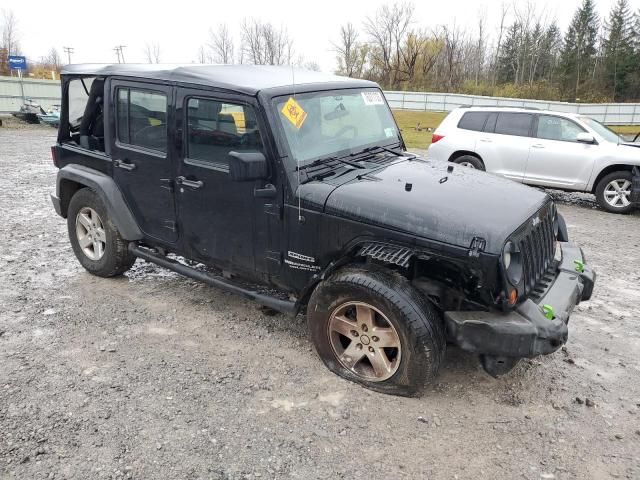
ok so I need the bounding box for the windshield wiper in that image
[350,144,415,159]
[297,155,365,172]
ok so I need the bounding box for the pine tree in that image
[602,0,635,100]
[559,0,599,100]
[498,22,521,84]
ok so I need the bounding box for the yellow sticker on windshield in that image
[281,97,307,129]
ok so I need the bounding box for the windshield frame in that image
[579,116,621,144]
[268,87,404,172]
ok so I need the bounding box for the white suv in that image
[428,107,640,213]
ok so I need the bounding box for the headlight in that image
[502,241,523,285]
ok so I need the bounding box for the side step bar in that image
[129,244,297,315]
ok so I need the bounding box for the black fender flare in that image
[295,240,417,313]
[55,164,143,241]
[557,213,569,242]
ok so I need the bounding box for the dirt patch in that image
[1,130,639,479]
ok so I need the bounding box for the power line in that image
[63,46,74,65]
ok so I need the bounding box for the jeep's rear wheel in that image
[452,154,484,170]
[308,265,446,396]
[595,171,635,214]
[67,188,136,277]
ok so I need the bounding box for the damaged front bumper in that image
[445,242,595,359]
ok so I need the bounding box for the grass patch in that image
[392,110,447,149]
[610,125,639,136]
[392,109,639,147]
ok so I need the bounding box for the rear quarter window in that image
[457,112,489,132]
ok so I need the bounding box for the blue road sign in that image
[8,55,27,71]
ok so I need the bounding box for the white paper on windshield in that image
[361,91,385,106]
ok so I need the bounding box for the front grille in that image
[514,204,556,297]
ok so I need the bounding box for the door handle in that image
[532,144,545,149]
[254,183,277,198]
[176,176,204,189]
[113,159,137,171]
[479,138,492,143]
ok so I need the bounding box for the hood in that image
[318,158,549,254]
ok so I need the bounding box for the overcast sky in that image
[4,0,639,72]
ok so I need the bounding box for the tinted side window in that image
[458,112,489,131]
[494,113,533,137]
[186,98,263,167]
[116,87,167,152]
[536,115,586,142]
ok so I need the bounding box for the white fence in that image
[2,76,640,125]
[0,76,60,113]
[384,91,640,125]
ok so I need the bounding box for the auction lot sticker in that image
[281,97,308,129]
[361,91,385,105]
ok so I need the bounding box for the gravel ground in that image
[1,127,640,480]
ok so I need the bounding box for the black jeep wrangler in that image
[51,64,595,396]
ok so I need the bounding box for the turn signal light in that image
[431,133,445,144]
[50,146,59,168]
[508,289,518,306]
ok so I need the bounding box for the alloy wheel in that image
[327,301,401,382]
[458,161,476,169]
[75,207,107,261]
[603,179,632,208]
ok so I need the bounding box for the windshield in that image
[274,88,401,165]
[579,116,621,143]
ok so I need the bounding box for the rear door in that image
[475,112,534,182]
[110,80,178,243]
[524,114,596,190]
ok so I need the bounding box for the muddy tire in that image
[595,171,635,214]
[67,188,135,277]
[307,265,446,396]
[452,154,484,170]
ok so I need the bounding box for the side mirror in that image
[576,132,596,144]
[228,151,268,182]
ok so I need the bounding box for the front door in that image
[524,115,597,190]
[175,88,279,279]
[110,80,177,243]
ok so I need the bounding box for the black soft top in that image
[60,64,377,96]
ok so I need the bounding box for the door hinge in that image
[264,203,282,219]
[468,236,486,257]
[265,250,282,264]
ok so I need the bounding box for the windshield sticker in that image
[361,91,385,106]
[281,97,308,129]
[384,127,395,138]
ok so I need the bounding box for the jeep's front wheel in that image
[307,266,446,396]
[67,188,136,277]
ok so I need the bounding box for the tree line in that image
[3,1,640,102]
[334,0,640,102]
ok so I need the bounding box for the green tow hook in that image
[542,304,555,320]
[574,259,585,273]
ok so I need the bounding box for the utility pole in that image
[114,45,127,63]
[63,46,74,64]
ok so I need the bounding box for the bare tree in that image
[240,18,293,65]
[196,45,209,63]
[333,23,361,77]
[144,41,161,63]
[42,47,61,69]
[208,24,235,64]
[1,9,21,56]
[363,1,414,88]
[491,2,510,86]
